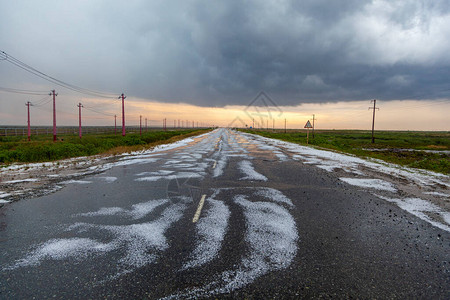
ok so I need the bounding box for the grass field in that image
[241,129,450,174]
[0,129,209,164]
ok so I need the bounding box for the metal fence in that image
[0,126,202,137]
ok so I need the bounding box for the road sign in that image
[304,120,312,128]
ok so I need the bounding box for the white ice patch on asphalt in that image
[0,132,207,201]
[274,151,288,161]
[164,160,182,165]
[178,155,195,160]
[135,172,203,182]
[97,202,186,269]
[151,138,195,152]
[238,160,268,181]
[317,165,339,172]
[169,163,196,168]
[213,156,227,178]
[424,192,450,198]
[292,154,305,160]
[168,195,297,298]
[136,170,174,176]
[0,191,11,198]
[88,158,161,173]
[5,238,114,270]
[76,199,168,220]
[3,178,39,184]
[99,176,117,183]
[118,154,156,161]
[182,199,230,270]
[235,195,298,267]
[97,158,160,170]
[0,199,10,203]
[340,178,397,192]
[244,132,450,190]
[7,198,187,277]
[255,188,294,207]
[257,144,278,151]
[78,207,124,217]
[60,180,92,185]
[224,154,249,158]
[375,195,450,232]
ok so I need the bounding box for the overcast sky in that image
[1,0,449,109]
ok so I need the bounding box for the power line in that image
[32,95,52,106]
[381,99,450,113]
[83,116,111,120]
[34,98,53,107]
[0,50,118,98]
[0,86,49,95]
[33,105,52,113]
[83,106,115,117]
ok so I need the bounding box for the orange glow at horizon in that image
[1,96,449,131]
[112,98,450,131]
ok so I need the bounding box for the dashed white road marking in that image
[212,161,217,169]
[193,194,207,223]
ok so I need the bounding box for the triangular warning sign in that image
[304,120,313,128]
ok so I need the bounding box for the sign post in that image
[304,120,313,144]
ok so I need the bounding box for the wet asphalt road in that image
[0,128,449,299]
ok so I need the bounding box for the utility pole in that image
[140,115,142,136]
[114,115,117,134]
[273,119,275,131]
[51,90,58,142]
[284,118,287,133]
[77,103,83,139]
[145,118,148,131]
[119,93,126,136]
[252,118,254,129]
[369,99,379,143]
[26,101,32,141]
[312,114,316,138]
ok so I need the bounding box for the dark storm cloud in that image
[1,0,450,107]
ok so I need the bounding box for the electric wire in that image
[0,86,49,95]
[83,106,115,117]
[31,95,52,106]
[380,99,450,114]
[4,52,117,97]
[1,50,118,98]
[34,97,53,107]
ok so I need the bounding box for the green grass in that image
[241,129,450,174]
[0,129,209,164]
